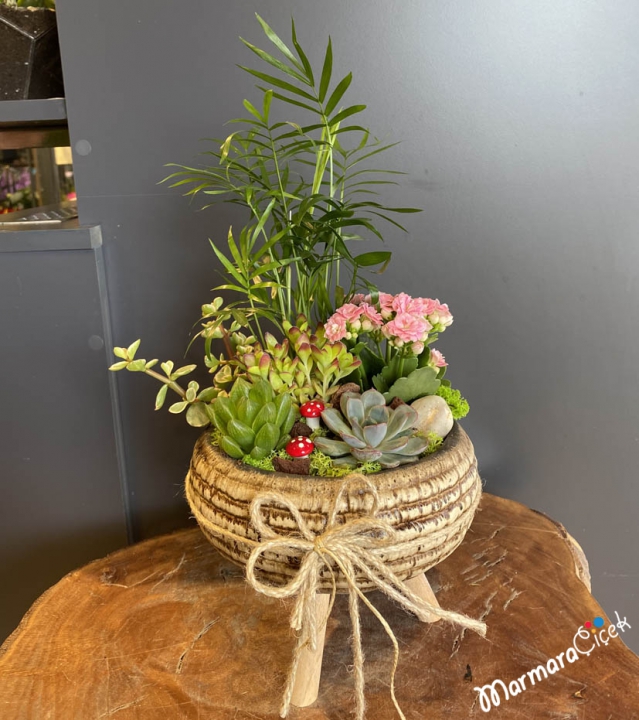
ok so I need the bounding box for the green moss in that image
[239,445,384,478]
[242,453,276,471]
[309,450,382,478]
[424,432,444,455]
[436,385,470,420]
[210,428,223,446]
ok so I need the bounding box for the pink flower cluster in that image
[325,291,453,356]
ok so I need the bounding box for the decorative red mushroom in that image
[299,399,325,430]
[286,436,315,458]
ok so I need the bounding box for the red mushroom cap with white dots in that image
[300,400,325,418]
[286,436,315,458]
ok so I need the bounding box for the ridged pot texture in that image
[185,422,481,591]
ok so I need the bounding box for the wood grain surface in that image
[1,494,638,719]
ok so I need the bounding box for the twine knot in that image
[245,475,487,720]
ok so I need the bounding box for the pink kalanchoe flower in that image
[429,348,448,367]
[408,297,439,316]
[349,293,367,305]
[391,292,413,314]
[336,303,364,324]
[377,292,395,319]
[359,302,383,325]
[325,313,348,342]
[428,302,453,328]
[358,303,384,332]
[384,312,431,344]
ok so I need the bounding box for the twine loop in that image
[245,475,487,720]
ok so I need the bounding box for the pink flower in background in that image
[359,303,383,326]
[377,292,395,318]
[349,293,367,305]
[325,313,348,342]
[408,297,438,316]
[391,292,413,314]
[429,348,447,367]
[384,313,431,344]
[428,302,453,328]
[336,303,364,324]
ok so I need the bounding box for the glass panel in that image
[0,146,75,215]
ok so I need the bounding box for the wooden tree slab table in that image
[1,493,638,719]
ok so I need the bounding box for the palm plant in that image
[164,14,419,340]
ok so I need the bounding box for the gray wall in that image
[51,0,637,649]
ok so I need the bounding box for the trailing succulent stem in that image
[314,388,427,468]
[109,340,215,427]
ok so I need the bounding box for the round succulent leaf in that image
[186,403,210,428]
[367,404,389,425]
[386,403,419,439]
[332,456,359,467]
[227,419,256,452]
[361,389,386,413]
[351,447,383,462]
[362,422,388,448]
[127,359,147,372]
[155,385,168,410]
[378,453,420,468]
[254,422,280,453]
[321,407,356,438]
[197,387,218,403]
[168,401,188,414]
[339,391,360,417]
[384,366,440,404]
[313,437,352,457]
[345,397,365,427]
[390,436,428,455]
[220,435,244,459]
[252,402,277,430]
[379,435,410,453]
[342,432,368,450]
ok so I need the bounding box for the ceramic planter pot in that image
[185,421,481,591]
[0,6,64,101]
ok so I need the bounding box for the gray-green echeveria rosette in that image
[314,389,427,469]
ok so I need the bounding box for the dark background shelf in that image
[0,98,67,127]
[0,220,100,252]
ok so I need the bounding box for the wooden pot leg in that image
[290,592,331,708]
[404,573,441,623]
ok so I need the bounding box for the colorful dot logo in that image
[584,616,605,634]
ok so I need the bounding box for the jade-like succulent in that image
[242,315,362,403]
[208,377,297,460]
[314,389,427,469]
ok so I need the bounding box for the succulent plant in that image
[241,315,362,403]
[208,378,297,460]
[314,389,427,469]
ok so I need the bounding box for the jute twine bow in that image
[242,475,487,720]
